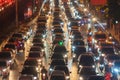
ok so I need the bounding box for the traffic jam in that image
[0,0,120,80]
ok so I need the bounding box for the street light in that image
[15,0,19,27]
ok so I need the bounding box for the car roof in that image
[54,65,69,74]
[88,75,105,80]
[0,60,7,67]
[24,59,38,67]
[0,51,12,59]
[21,66,37,76]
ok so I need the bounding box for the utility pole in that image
[15,0,19,27]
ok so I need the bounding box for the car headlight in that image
[79,65,82,68]
[66,76,70,79]
[2,68,7,72]
[94,40,97,43]
[64,54,67,58]
[72,46,75,49]
[33,76,37,80]
[61,22,63,25]
[95,45,99,48]
[42,39,44,42]
[37,59,42,63]
[73,54,76,58]
[42,49,45,52]
[70,35,74,38]
[8,60,12,63]
[27,32,30,35]
[114,68,119,72]
[95,57,100,60]
[68,27,71,30]
[101,54,105,57]
[108,62,113,66]
[79,76,83,80]
[36,67,39,71]
[100,64,104,67]
[42,34,46,38]
[49,68,53,71]
[92,65,95,68]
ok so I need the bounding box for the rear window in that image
[19,76,33,80]
[12,33,23,38]
[94,33,106,39]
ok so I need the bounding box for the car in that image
[53,18,63,24]
[52,34,64,41]
[32,38,43,44]
[54,65,71,80]
[32,43,45,49]
[104,54,120,67]
[52,45,68,61]
[49,59,66,75]
[28,51,42,58]
[88,75,105,80]
[100,47,115,57]
[52,28,64,35]
[112,60,120,78]
[3,43,17,54]
[52,21,62,26]
[34,32,46,39]
[29,46,44,56]
[23,58,39,67]
[11,33,26,42]
[71,33,83,41]
[0,51,15,67]
[70,30,81,38]
[93,31,107,45]
[49,70,66,80]
[78,53,95,72]
[79,67,96,80]
[37,22,47,30]
[71,39,85,48]
[52,25,62,30]
[36,26,46,35]
[72,46,86,62]
[0,60,10,77]
[97,42,114,51]
[19,75,35,80]
[53,45,68,53]
[20,66,39,80]
[37,16,47,23]
[50,53,64,60]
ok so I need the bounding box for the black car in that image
[71,39,85,47]
[20,66,39,80]
[79,67,96,80]
[49,59,66,75]
[23,59,39,67]
[54,65,71,80]
[88,75,105,80]
[50,53,64,60]
[72,46,86,62]
[78,54,95,72]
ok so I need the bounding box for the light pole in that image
[15,0,19,27]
